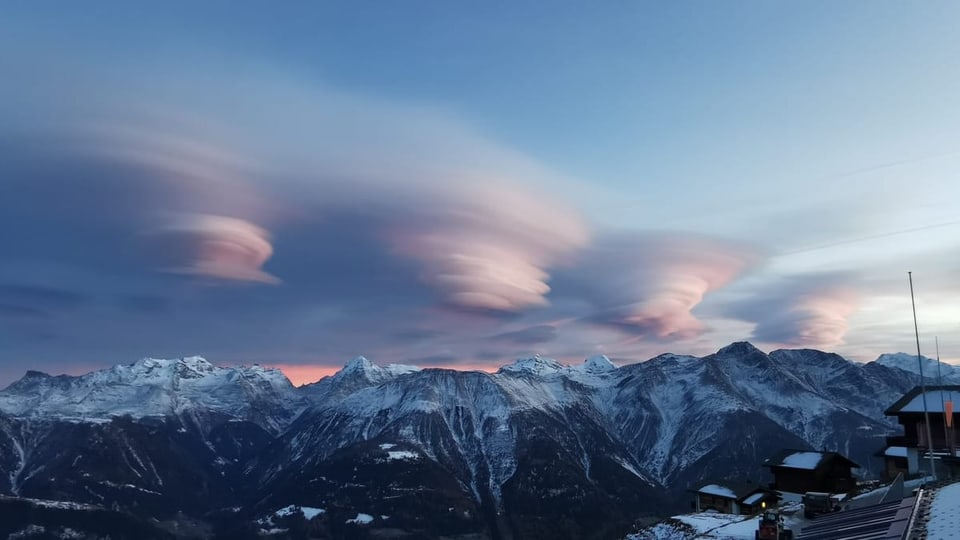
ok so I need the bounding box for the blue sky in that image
[2,2,960,384]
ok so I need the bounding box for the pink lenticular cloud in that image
[63,76,593,309]
[571,233,759,339]
[395,233,554,311]
[755,286,859,348]
[150,214,280,284]
[726,274,861,349]
[389,181,589,312]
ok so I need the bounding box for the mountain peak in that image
[0,355,304,430]
[875,352,960,381]
[498,354,565,375]
[580,354,617,373]
[2,370,54,393]
[175,356,216,378]
[342,355,375,373]
[875,352,933,367]
[716,341,763,356]
[179,355,214,368]
[334,356,420,383]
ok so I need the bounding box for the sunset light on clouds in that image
[3,2,960,386]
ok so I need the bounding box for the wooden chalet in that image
[878,385,960,480]
[762,449,859,495]
[689,480,778,515]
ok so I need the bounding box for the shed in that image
[689,480,778,515]
[762,449,859,495]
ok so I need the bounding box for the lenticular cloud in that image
[388,181,588,312]
[150,214,280,284]
[568,232,758,339]
[751,283,858,348]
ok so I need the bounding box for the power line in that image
[778,218,960,257]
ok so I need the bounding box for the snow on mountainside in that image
[605,343,909,487]
[0,343,932,539]
[332,355,421,382]
[875,352,960,383]
[0,357,305,433]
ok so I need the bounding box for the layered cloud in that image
[388,189,588,310]
[147,214,279,284]
[0,48,904,384]
[492,325,559,345]
[558,232,759,339]
[4,62,591,312]
[727,274,860,349]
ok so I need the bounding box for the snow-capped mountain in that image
[0,343,931,539]
[875,352,960,383]
[0,356,305,433]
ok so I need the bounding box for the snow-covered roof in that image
[782,451,825,469]
[742,492,765,505]
[895,391,958,413]
[886,386,960,414]
[693,480,768,501]
[698,484,737,499]
[884,446,908,458]
[763,449,860,470]
[926,482,960,538]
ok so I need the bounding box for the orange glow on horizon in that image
[270,364,340,386]
[269,362,502,387]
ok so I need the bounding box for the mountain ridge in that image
[6,343,956,393]
[0,342,946,539]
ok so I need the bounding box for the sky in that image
[2,1,960,386]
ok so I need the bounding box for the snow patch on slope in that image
[346,512,374,525]
[875,353,960,382]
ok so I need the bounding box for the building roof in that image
[690,480,769,501]
[796,496,917,540]
[885,385,960,415]
[762,449,860,470]
[926,482,960,538]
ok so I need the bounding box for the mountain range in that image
[0,343,953,539]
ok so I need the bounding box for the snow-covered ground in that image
[346,512,374,525]
[678,513,759,538]
[257,504,326,532]
[629,510,807,540]
[926,483,960,538]
[273,504,326,520]
[385,450,419,461]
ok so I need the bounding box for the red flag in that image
[947,401,954,428]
